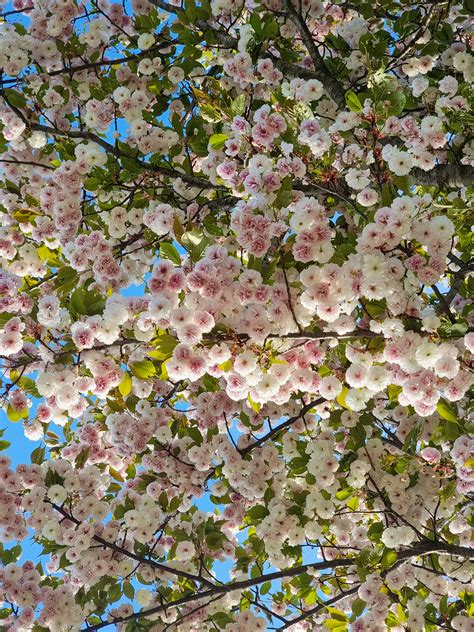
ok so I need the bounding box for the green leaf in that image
[118,372,132,397]
[444,420,461,441]
[350,423,366,449]
[352,597,366,617]
[274,188,295,209]
[463,0,474,15]
[262,15,278,39]
[55,267,79,295]
[247,505,269,520]
[123,581,134,600]
[381,549,398,569]
[318,365,332,377]
[160,242,181,266]
[187,427,203,446]
[85,290,105,315]
[386,91,406,116]
[211,612,233,629]
[200,103,222,122]
[231,94,246,116]
[336,386,350,410]
[108,582,122,602]
[0,440,11,451]
[439,595,448,615]
[107,398,125,412]
[18,377,41,398]
[0,313,16,328]
[247,395,261,413]
[69,287,105,317]
[367,521,383,542]
[326,608,348,622]
[403,421,422,454]
[130,360,156,380]
[346,90,363,112]
[438,321,468,338]
[335,488,352,501]
[69,288,86,315]
[364,299,387,318]
[387,384,402,402]
[209,133,228,150]
[397,603,407,624]
[393,175,411,193]
[386,612,400,627]
[121,156,140,175]
[75,448,90,469]
[2,544,22,564]
[180,228,212,261]
[7,405,28,423]
[203,374,219,392]
[31,446,45,464]
[305,589,317,605]
[260,581,271,595]
[437,399,458,423]
[150,332,178,360]
[5,89,27,108]
[249,12,262,36]
[347,496,359,511]
[84,178,101,191]
[206,532,224,550]
[325,620,348,631]
[109,467,124,482]
[381,183,394,206]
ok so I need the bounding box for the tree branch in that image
[412,164,474,188]
[239,397,324,456]
[282,0,346,108]
[431,284,455,323]
[150,0,330,83]
[278,585,359,629]
[51,503,216,588]
[0,86,224,192]
[83,539,473,630]
[47,42,173,78]
[83,557,355,630]
[27,122,223,190]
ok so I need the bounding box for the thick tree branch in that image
[412,164,474,188]
[150,0,329,83]
[0,44,173,84]
[268,330,382,340]
[149,0,179,13]
[404,541,474,560]
[282,0,346,108]
[445,257,473,305]
[301,163,474,206]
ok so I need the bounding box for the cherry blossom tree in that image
[0,0,473,629]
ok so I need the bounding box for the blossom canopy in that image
[0,0,473,630]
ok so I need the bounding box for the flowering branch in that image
[239,397,325,455]
[51,503,216,587]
